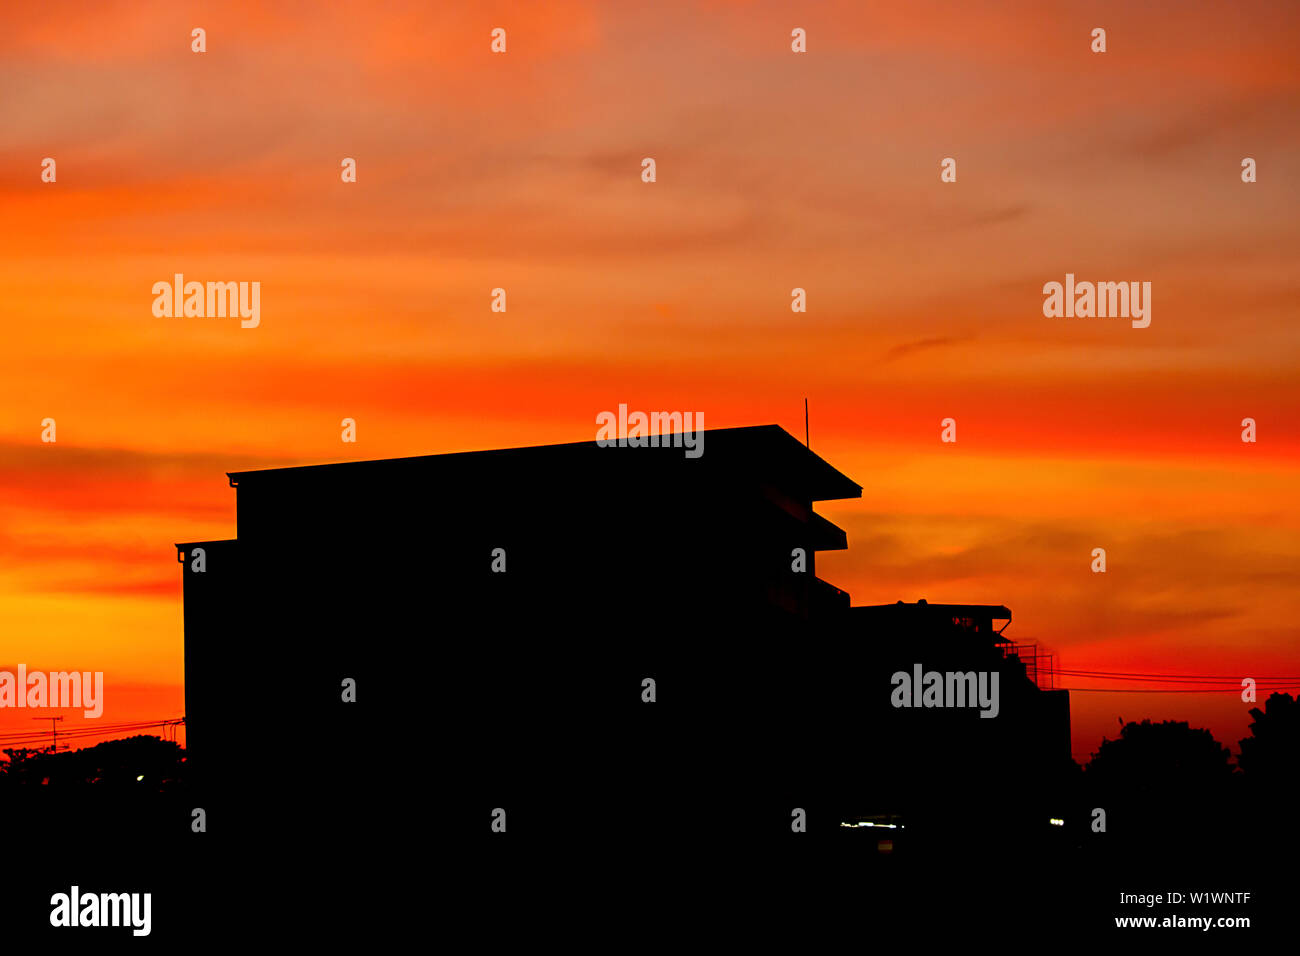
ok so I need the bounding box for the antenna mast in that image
[32,716,64,753]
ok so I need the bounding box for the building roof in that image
[851,601,1013,638]
[854,601,1011,619]
[225,424,863,502]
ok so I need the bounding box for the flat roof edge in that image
[224,424,863,500]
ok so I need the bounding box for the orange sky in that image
[2,0,1298,761]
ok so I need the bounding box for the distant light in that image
[860,822,873,827]
[136,775,144,781]
[1049,817,1064,827]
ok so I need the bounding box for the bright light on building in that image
[1049,817,1064,827]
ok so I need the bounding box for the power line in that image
[1060,677,1296,685]
[1060,686,1300,693]
[1052,667,1300,694]
[0,717,183,746]
[30,716,64,753]
[0,728,151,745]
[1058,670,1297,683]
[0,712,169,738]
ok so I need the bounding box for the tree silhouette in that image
[1238,692,1299,790]
[1088,719,1233,788]
[0,735,184,788]
[1084,719,1234,844]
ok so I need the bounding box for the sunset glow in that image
[2,0,1298,761]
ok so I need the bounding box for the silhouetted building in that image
[841,600,1075,851]
[175,425,1071,851]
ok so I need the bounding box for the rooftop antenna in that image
[804,398,810,448]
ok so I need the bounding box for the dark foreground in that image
[2,783,1287,944]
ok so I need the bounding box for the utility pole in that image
[32,716,64,753]
[804,398,810,448]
